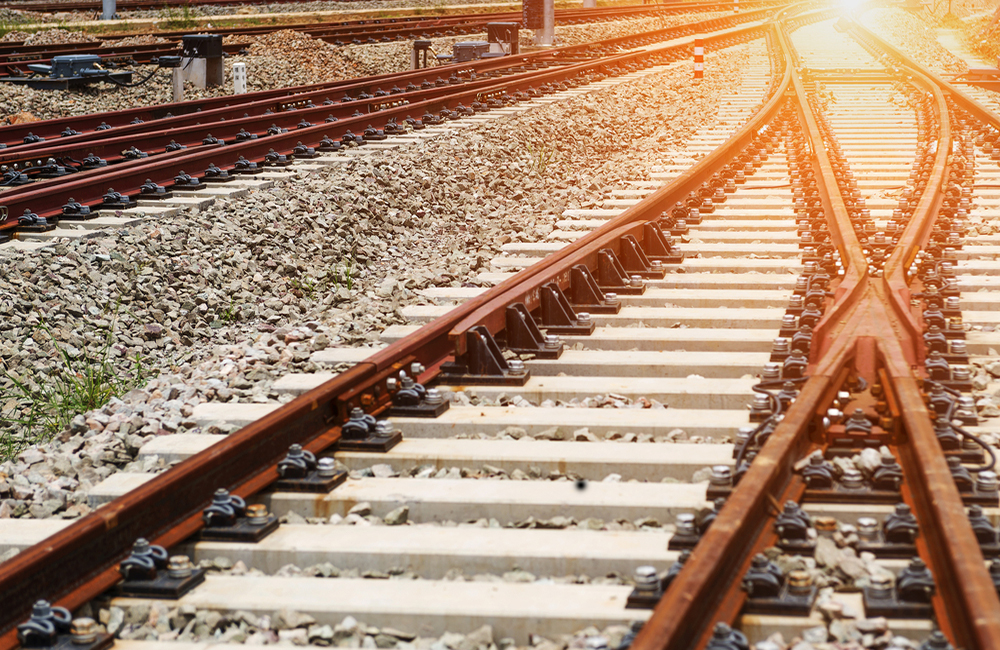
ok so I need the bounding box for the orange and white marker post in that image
[694,38,704,81]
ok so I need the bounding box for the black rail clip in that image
[388,363,449,418]
[274,444,347,493]
[339,408,403,452]
[741,553,816,615]
[200,488,278,542]
[862,557,934,618]
[115,537,206,598]
[17,601,112,650]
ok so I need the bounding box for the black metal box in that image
[182,34,223,59]
[487,22,519,55]
[452,40,490,63]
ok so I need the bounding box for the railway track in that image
[0,6,772,243]
[4,1,1000,650]
[0,3,755,78]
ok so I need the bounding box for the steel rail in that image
[0,0,724,13]
[848,20,1000,130]
[626,21,858,650]
[0,5,775,145]
[0,14,789,645]
[862,21,1000,649]
[629,13,1000,648]
[0,0,780,49]
[0,19,771,232]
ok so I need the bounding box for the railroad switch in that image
[704,623,748,650]
[339,408,403,452]
[741,553,816,615]
[862,558,934,618]
[275,444,347,492]
[115,538,206,598]
[17,601,111,650]
[388,364,449,418]
[200,488,278,542]
[437,326,530,386]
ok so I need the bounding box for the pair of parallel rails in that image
[3,1,1000,648]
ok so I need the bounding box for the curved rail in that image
[7,5,1000,650]
[0,9,794,646]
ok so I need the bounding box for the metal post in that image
[535,0,554,46]
[693,38,704,80]
[101,0,116,20]
[233,62,246,94]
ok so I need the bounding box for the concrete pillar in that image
[172,67,184,102]
[181,58,222,90]
[206,57,223,88]
[181,57,205,89]
[101,0,116,20]
[233,62,246,94]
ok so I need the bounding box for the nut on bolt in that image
[167,555,194,579]
[633,565,659,593]
[246,503,269,526]
[70,618,97,645]
[317,457,339,478]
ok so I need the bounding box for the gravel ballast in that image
[0,39,765,520]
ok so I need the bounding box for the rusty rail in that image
[9,6,999,650]
[1,15,773,233]
[0,7,799,643]
[629,15,1000,649]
